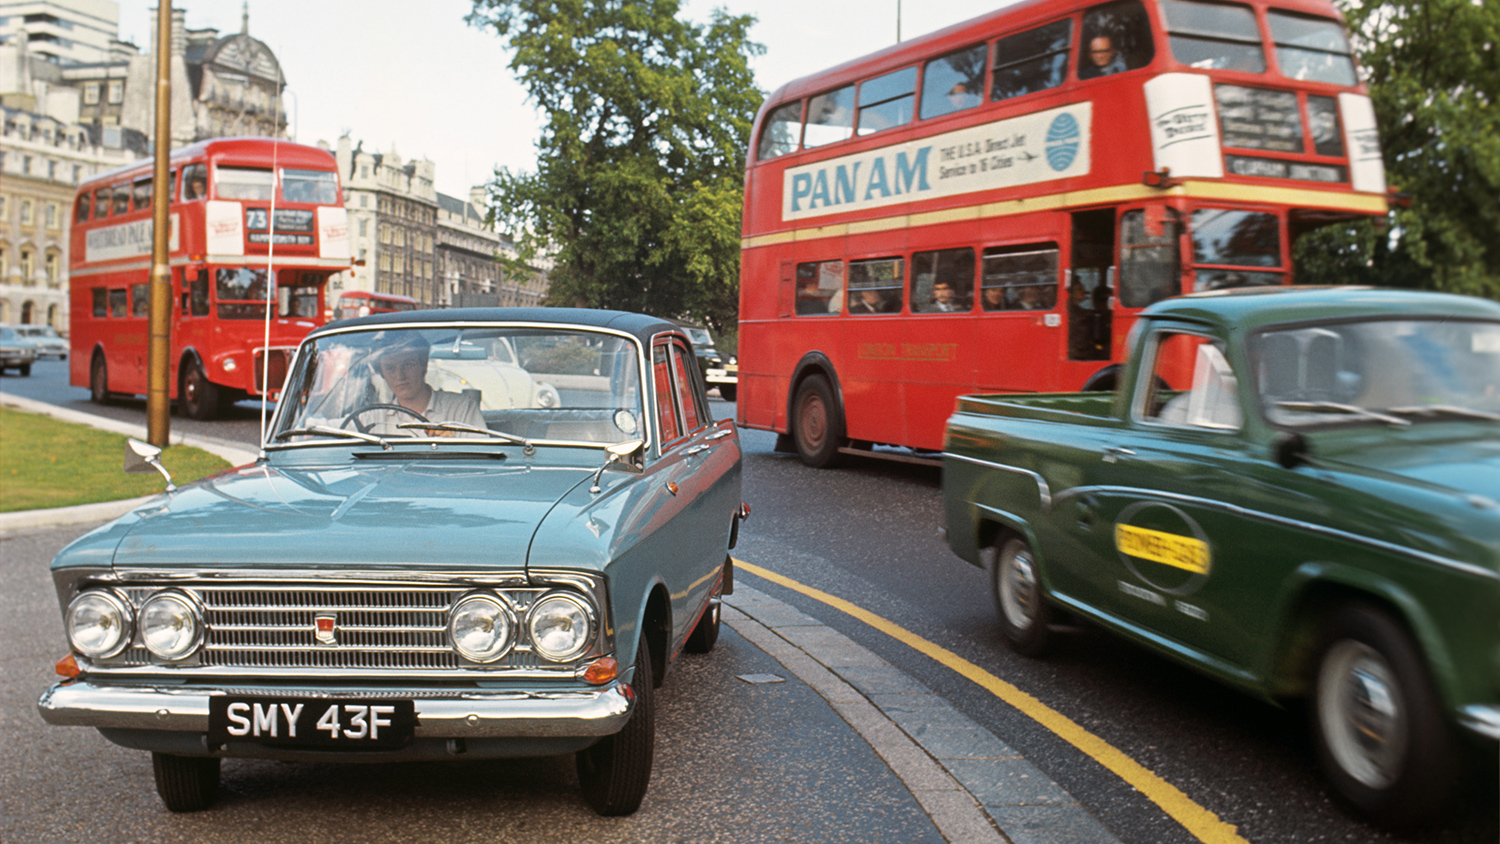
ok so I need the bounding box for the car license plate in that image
[208,696,415,749]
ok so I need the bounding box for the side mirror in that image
[1271,431,1309,470]
[590,439,646,494]
[124,438,177,491]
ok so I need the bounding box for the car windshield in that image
[684,328,713,348]
[1253,318,1500,428]
[273,325,646,446]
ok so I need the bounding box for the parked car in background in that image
[0,325,39,376]
[38,307,748,816]
[942,287,1500,830]
[12,324,68,359]
[679,324,738,401]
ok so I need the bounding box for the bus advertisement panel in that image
[736,0,1388,467]
[69,138,352,419]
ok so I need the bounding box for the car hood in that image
[109,459,594,572]
[1319,432,1500,504]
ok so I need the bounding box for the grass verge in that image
[0,407,232,512]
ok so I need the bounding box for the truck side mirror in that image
[1271,431,1309,469]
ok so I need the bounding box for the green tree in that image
[468,0,763,333]
[1296,0,1500,298]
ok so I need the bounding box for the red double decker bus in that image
[332,291,418,320]
[737,0,1387,466]
[69,137,351,419]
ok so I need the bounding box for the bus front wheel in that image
[792,375,844,469]
[180,363,221,421]
[89,355,112,404]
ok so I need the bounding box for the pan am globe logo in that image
[1045,113,1081,172]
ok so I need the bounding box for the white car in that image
[11,324,68,359]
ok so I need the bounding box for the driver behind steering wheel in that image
[365,333,485,436]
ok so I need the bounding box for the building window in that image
[84,83,100,105]
[45,252,59,285]
[108,80,124,103]
[20,249,34,284]
[20,200,32,225]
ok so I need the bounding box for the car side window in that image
[1139,330,1241,430]
[671,340,706,433]
[653,342,684,446]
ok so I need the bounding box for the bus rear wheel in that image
[792,375,844,469]
[180,362,222,421]
[89,354,112,404]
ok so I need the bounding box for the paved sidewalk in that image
[0,391,260,532]
[725,584,1122,844]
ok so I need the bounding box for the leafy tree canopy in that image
[468,0,764,335]
[1297,0,1499,298]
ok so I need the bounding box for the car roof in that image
[1143,286,1500,332]
[314,307,682,347]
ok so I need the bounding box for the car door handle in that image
[684,444,711,456]
[706,429,733,440]
[1102,446,1136,464]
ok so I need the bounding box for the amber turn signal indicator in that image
[55,654,80,679]
[582,656,618,685]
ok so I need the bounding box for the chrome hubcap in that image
[1317,639,1405,788]
[1000,546,1038,630]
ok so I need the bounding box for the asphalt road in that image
[3,360,1496,843]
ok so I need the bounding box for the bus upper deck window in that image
[757,101,803,161]
[1161,0,1264,73]
[1079,0,1155,79]
[281,169,339,204]
[215,166,275,200]
[76,193,91,223]
[93,188,110,219]
[857,67,916,136]
[1268,12,1356,86]
[803,86,855,148]
[992,20,1072,101]
[920,44,986,120]
[111,184,130,216]
[182,164,208,200]
[132,177,152,212]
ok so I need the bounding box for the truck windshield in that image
[1253,319,1500,427]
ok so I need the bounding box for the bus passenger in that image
[1081,35,1127,79]
[850,287,894,314]
[932,280,967,312]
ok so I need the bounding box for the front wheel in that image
[1309,603,1461,830]
[993,537,1053,657]
[89,354,111,404]
[180,362,221,421]
[792,375,844,469]
[152,753,219,812]
[576,639,655,815]
[18,362,29,377]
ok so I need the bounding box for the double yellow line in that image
[735,558,1248,844]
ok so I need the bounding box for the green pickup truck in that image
[941,286,1500,829]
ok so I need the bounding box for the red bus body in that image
[737,0,1387,462]
[333,291,418,320]
[69,137,352,418]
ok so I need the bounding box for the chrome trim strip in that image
[38,679,632,739]
[943,452,1052,510]
[1048,485,1499,582]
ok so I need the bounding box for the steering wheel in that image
[342,403,430,435]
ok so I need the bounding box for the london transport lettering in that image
[781,103,1092,221]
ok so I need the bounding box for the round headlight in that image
[528,593,593,662]
[139,592,202,660]
[66,591,133,659]
[449,594,516,663]
[535,383,560,408]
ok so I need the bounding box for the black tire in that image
[181,362,221,421]
[993,537,1053,657]
[792,375,844,469]
[18,362,30,377]
[717,383,736,402]
[152,753,219,812]
[89,354,111,404]
[684,576,722,655]
[1308,603,1461,830]
[577,640,655,815]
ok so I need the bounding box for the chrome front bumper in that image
[38,679,633,739]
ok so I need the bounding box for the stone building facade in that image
[335,135,440,306]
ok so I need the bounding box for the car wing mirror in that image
[124,437,177,491]
[1271,431,1309,470]
[590,439,646,494]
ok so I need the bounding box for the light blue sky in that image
[118,0,1015,198]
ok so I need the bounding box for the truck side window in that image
[1141,331,1241,430]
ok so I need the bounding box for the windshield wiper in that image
[396,422,535,455]
[1388,404,1500,422]
[273,425,391,448]
[1272,401,1410,426]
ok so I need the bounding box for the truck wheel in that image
[576,638,655,815]
[792,375,844,468]
[718,383,736,402]
[89,354,112,404]
[994,537,1053,657]
[152,753,219,812]
[1309,603,1459,830]
[181,362,221,421]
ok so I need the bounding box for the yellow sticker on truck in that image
[1115,524,1211,575]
